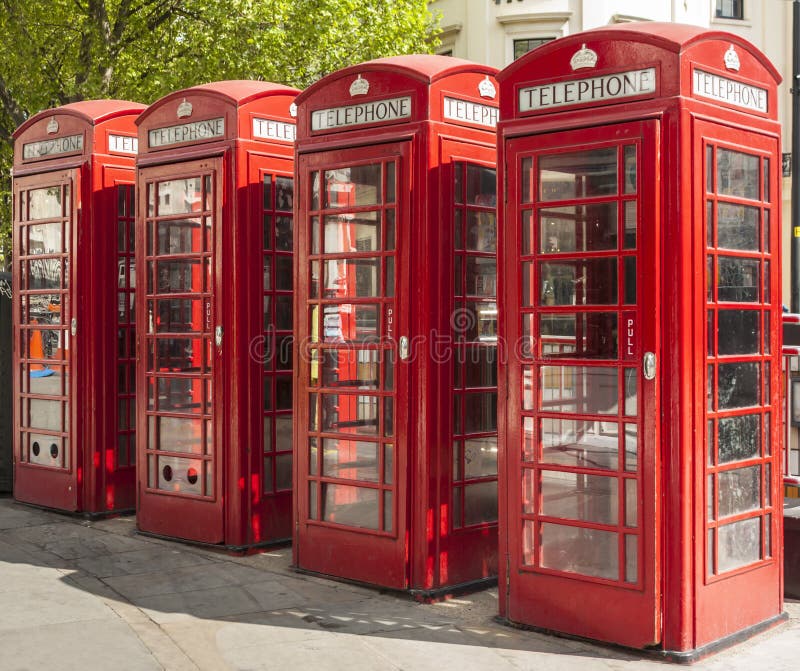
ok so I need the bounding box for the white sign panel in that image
[148,117,225,148]
[311,96,411,131]
[108,134,138,155]
[23,134,83,160]
[443,97,498,129]
[519,67,656,112]
[692,69,767,114]
[252,118,296,142]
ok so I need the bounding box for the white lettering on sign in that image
[519,67,656,113]
[108,134,138,155]
[311,96,412,131]
[692,69,767,114]
[627,317,635,358]
[443,97,498,128]
[148,117,225,148]
[252,118,296,143]
[23,134,83,160]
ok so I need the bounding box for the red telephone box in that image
[293,56,500,596]
[12,100,144,514]
[135,81,299,549]
[497,23,783,657]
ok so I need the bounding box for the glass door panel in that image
[306,158,399,534]
[143,169,215,497]
[17,181,71,469]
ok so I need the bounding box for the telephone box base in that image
[292,565,496,603]
[495,612,788,664]
[12,498,134,520]
[136,529,291,557]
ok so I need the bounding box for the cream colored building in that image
[430,0,793,300]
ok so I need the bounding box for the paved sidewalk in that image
[0,497,798,671]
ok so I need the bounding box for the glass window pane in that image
[462,346,497,388]
[322,438,378,482]
[275,176,293,211]
[321,394,378,436]
[322,303,379,343]
[310,171,320,210]
[539,148,618,201]
[718,517,761,572]
[624,145,637,195]
[466,257,497,297]
[540,312,618,359]
[324,164,382,208]
[464,481,498,526]
[521,157,532,203]
[540,523,618,580]
[466,211,497,252]
[275,216,292,251]
[156,417,203,454]
[464,392,497,434]
[625,478,637,527]
[539,258,617,306]
[386,162,396,204]
[322,483,379,529]
[539,203,617,254]
[625,423,638,471]
[540,366,619,415]
[625,534,638,583]
[463,437,498,478]
[27,223,62,253]
[321,349,379,389]
[322,258,379,298]
[718,413,760,463]
[717,203,759,250]
[624,201,636,249]
[156,218,203,255]
[718,466,760,517]
[718,257,759,302]
[158,178,203,215]
[276,453,292,491]
[624,368,637,416]
[707,200,714,247]
[717,148,759,200]
[27,187,64,220]
[262,174,273,210]
[706,145,714,193]
[540,418,618,470]
[466,164,497,205]
[718,362,759,409]
[324,211,380,253]
[384,490,393,532]
[541,471,618,525]
[384,443,393,484]
[718,310,759,355]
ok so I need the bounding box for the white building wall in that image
[430,0,793,303]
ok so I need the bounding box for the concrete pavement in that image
[0,496,798,671]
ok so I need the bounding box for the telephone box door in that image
[504,120,661,647]
[296,142,410,588]
[13,170,78,510]
[137,158,222,543]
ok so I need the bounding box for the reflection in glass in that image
[322,303,379,343]
[275,216,293,251]
[541,470,617,525]
[717,148,759,200]
[466,257,497,297]
[717,203,759,250]
[322,483,379,529]
[322,438,379,481]
[325,164,382,208]
[461,346,497,388]
[463,437,498,477]
[625,424,638,471]
[539,258,617,305]
[27,187,63,220]
[718,256,759,302]
[540,312,618,359]
[464,392,497,434]
[321,349,379,388]
[464,481,498,525]
[540,522,618,579]
[466,164,497,206]
[322,258,379,298]
[718,310,759,355]
[540,417,618,470]
[718,517,761,572]
[718,362,759,409]
[624,145,637,194]
[539,203,618,253]
[158,178,203,215]
[718,413,760,463]
[28,223,63,253]
[540,366,618,415]
[539,148,617,201]
[466,211,497,252]
[321,394,378,435]
[275,176,293,211]
[157,417,203,454]
[324,211,380,253]
[157,219,202,255]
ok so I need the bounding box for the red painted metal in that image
[12,100,144,514]
[498,23,783,656]
[135,81,298,548]
[293,56,500,595]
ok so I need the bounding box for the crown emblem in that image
[46,118,59,134]
[724,45,741,72]
[478,76,496,99]
[177,99,193,118]
[289,102,298,118]
[570,44,598,71]
[349,75,370,97]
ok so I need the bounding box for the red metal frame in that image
[293,56,499,595]
[498,23,783,656]
[12,101,144,514]
[135,81,298,548]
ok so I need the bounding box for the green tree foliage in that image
[0,0,440,267]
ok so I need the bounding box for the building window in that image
[715,0,743,20]
[438,50,454,57]
[513,37,554,60]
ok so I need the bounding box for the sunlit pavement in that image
[0,496,798,671]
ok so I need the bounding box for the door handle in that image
[215,325,223,348]
[70,318,77,337]
[398,336,410,361]
[643,352,656,380]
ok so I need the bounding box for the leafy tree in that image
[0,0,440,268]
